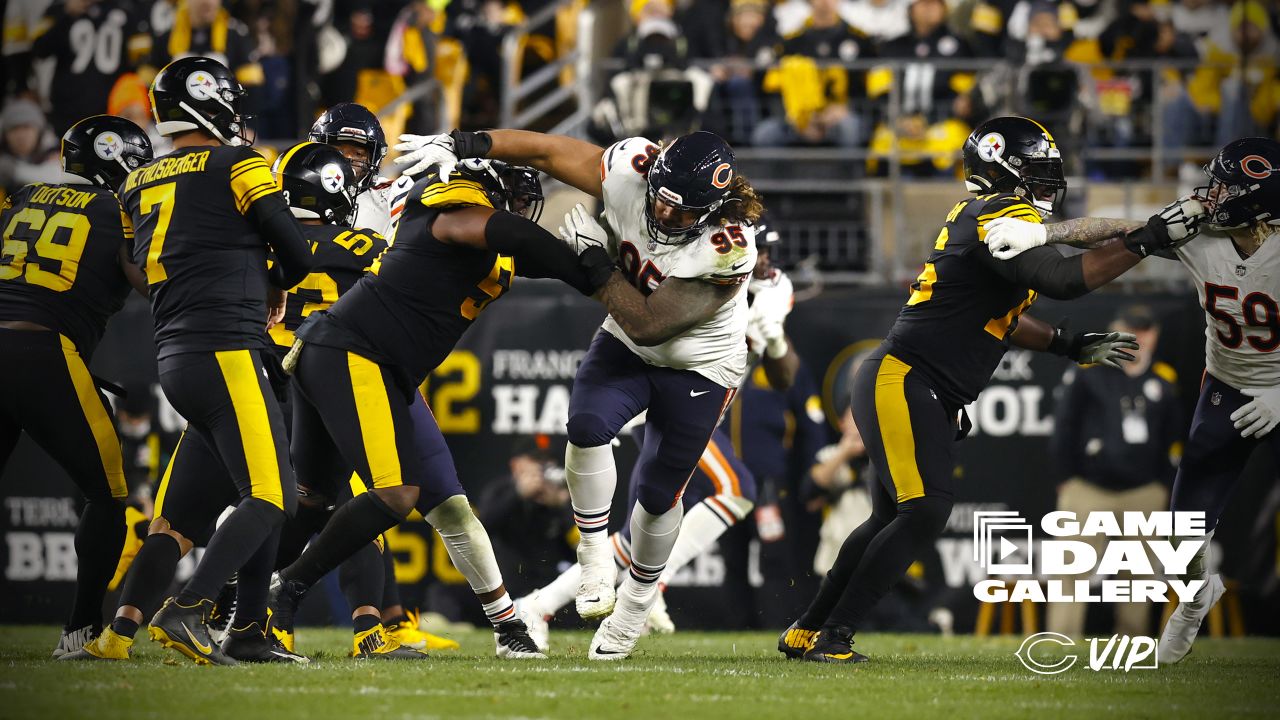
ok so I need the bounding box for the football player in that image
[395,128,764,659]
[776,115,1201,663]
[65,57,314,665]
[308,102,410,237]
[267,157,608,659]
[1,115,151,657]
[986,137,1280,664]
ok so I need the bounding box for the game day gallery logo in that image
[971,510,1207,604]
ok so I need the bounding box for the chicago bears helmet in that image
[61,115,153,191]
[150,56,251,145]
[1196,137,1280,230]
[271,141,357,225]
[645,131,737,244]
[308,103,388,192]
[962,116,1067,217]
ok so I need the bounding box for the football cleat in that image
[352,624,430,660]
[149,597,238,666]
[516,594,550,653]
[645,591,675,635]
[387,609,459,651]
[1159,574,1226,664]
[494,618,547,659]
[208,579,238,645]
[266,574,307,651]
[575,540,617,621]
[777,621,819,659]
[222,621,310,664]
[58,627,132,661]
[802,626,869,664]
[588,612,645,661]
[53,625,99,658]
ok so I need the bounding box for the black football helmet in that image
[962,116,1067,217]
[150,56,251,146]
[61,115,153,191]
[646,131,737,244]
[752,212,781,281]
[308,102,388,193]
[452,159,544,220]
[271,141,357,225]
[1195,137,1280,230]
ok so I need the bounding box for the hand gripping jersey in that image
[597,136,757,388]
[297,168,514,384]
[1173,229,1280,390]
[0,182,132,358]
[356,174,415,239]
[120,145,281,359]
[268,224,388,350]
[884,192,1043,407]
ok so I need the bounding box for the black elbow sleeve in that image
[1022,251,1089,300]
[484,211,603,295]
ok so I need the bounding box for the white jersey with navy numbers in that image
[1174,228,1280,390]
[597,136,757,388]
[356,174,415,240]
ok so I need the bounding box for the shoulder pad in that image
[671,222,758,283]
[601,136,660,183]
[416,171,492,210]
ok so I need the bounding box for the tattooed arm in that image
[597,275,742,347]
[1044,217,1145,249]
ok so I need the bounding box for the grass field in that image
[1,625,1278,720]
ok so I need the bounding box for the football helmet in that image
[1195,137,1280,229]
[962,116,1066,217]
[61,115,153,191]
[150,56,251,145]
[308,102,388,192]
[271,141,357,225]
[452,158,544,221]
[645,131,737,244]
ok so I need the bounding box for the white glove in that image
[392,133,459,180]
[1230,386,1280,439]
[986,217,1047,260]
[748,271,793,358]
[1156,195,1207,245]
[1074,331,1139,369]
[557,203,609,254]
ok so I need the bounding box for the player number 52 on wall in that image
[419,350,482,433]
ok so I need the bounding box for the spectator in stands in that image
[478,438,575,597]
[321,3,384,109]
[681,0,733,59]
[453,0,515,127]
[385,0,442,134]
[753,0,871,148]
[808,406,870,575]
[0,99,62,200]
[879,0,973,122]
[148,0,261,83]
[1047,305,1181,638]
[107,72,170,154]
[1169,0,1230,42]
[841,0,910,44]
[614,0,686,71]
[702,0,779,145]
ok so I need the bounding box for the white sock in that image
[425,495,504,595]
[1181,530,1215,610]
[657,500,741,586]
[480,592,516,626]
[626,501,683,592]
[565,443,616,538]
[532,563,581,617]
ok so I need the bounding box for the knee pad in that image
[423,495,481,536]
[566,412,615,448]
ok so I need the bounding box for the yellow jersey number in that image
[1,207,92,291]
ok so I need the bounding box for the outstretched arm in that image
[1044,217,1144,249]
[598,276,742,347]
[485,130,606,198]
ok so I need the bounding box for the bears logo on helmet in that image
[1196,137,1280,229]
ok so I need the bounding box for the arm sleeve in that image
[975,244,1089,300]
[485,210,597,295]
[1050,370,1089,479]
[249,195,312,289]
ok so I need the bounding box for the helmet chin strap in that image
[177,100,243,146]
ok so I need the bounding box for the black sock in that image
[68,498,127,630]
[352,613,380,634]
[109,616,140,639]
[822,495,953,632]
[283,492,402,588]
[178,498,282,605]
[798,515,890,629]
[338,542,385,616]
[116,533,182,634]
[379,538,404,617]
[235,523,282,623]
[275,501,332,571]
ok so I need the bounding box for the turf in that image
[1,626,1277,720]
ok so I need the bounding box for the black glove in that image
[1123,196,1205,258]
[449,129,493,159]
[1047,323,1139,369]
[579,246,616,294]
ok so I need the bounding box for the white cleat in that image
[494,619,548,659]
[645,591,675,635]
[575,542,617,620]
[1159,574,1226,665]
[52,625,98,658]
[588,578,654,660]
[517,593,550,653]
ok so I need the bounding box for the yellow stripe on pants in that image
[59,335,127,499]
[874,354,926,503]
[346,352,403,488]
[214,350,284,509]
[153,431,186,517]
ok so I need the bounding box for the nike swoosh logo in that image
[593,647,627,655]
[181,623,212,655]
[827,652,853,660]
[690,390,711,397]
[730,261,748,270]
[584,596,601,603]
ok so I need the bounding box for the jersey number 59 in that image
[1206,283,1279,352]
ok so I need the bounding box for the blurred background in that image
[1,0,1276,640]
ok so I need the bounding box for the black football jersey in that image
[298,170,514,382]
[119,145,282,359]
[268,224,387,349]
[884,193,1044,407]
[0,183,132,358]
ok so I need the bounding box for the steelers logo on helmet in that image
[186,70,218,100]
[977,132,1005,162]
[319,163,346,194]
[93,132,123,160]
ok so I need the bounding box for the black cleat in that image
[149,597,238,666]
[208,578,238,645]
[802,626,869,664]
[494,619,546,659]
[777,621,819,659]
[266,574,308,649]
[222,621,310,664]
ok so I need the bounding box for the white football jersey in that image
[355,174,415,239]
[597,136,757,388]
[1174,229,1280,390]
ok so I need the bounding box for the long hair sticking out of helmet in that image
[712,174,764,227]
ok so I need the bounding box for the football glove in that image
[558,203,609,254]
[1230,387,1280,439]
[393,133,459,180]
[986,217,1047,260]
[1049,325,1140,369]
[1123,195,1206,258]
